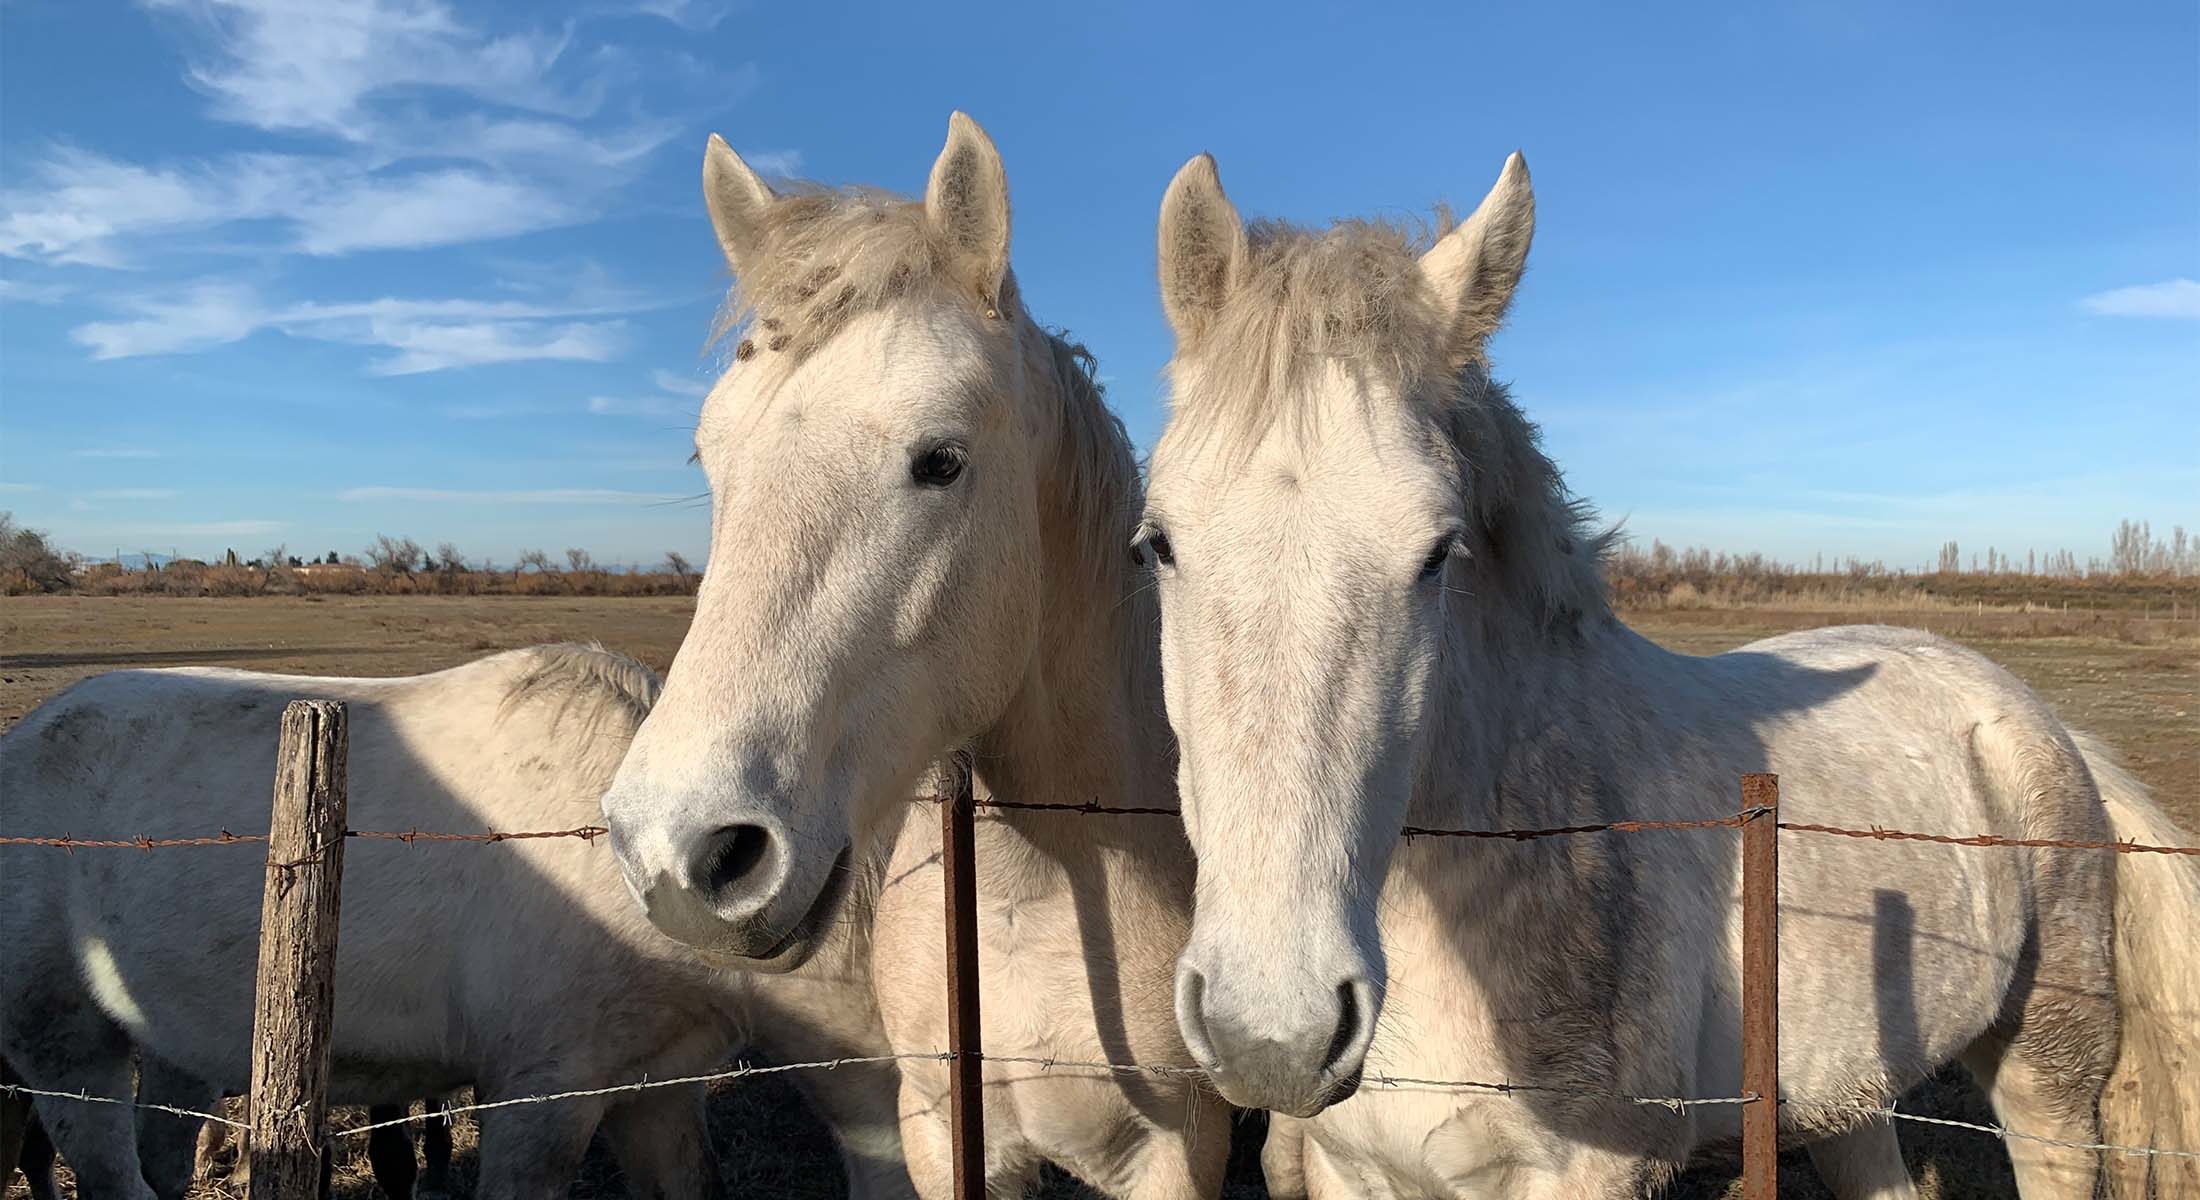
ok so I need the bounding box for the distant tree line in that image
[0,515,702,597]
[4,511,2192,601]
[1604,519,2197,612]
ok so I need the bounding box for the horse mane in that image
[496,643,662,740]
[1168,214,1614,633]
[708,183,1013,363]
[705,176,1143,599]
[1030,327,1144,592]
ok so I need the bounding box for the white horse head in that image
[602,114,1061,969]
[1143,151,1581,1112]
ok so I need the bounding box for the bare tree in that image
[1937,540,1960,574]
[366,534,424,574]
[565,548,595,573]
[435,542,467,573]
[515,548,555,574]
[259,544,292,593]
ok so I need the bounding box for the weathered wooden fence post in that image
[248,700,348,1200]
[1740,773,1782,1200]
[940,751,985,1200]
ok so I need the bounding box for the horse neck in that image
[1413,612,1706,879]
[967,322,1188,886]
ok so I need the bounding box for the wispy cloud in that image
[368,319,628,375]
[0,482,44,494]
[2,1,719,268]
[87,488,181,500]
[2080,278,2200,320]
[0,278,73,304]
[628,0,733,31]
[741,149,804,177]
[338,486,684,503]
[69,281,641,373]
[73,447,163,459]
[68,518,284,537]
[585,367,712,417]
[147,0,591,136]
[587,394,695,418]
[439,401,555,420]
[650,367,712,398]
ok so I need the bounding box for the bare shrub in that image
[0,512,79,594]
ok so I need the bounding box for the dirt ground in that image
[2,595,2193,1198]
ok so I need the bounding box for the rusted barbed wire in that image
[923,794,1188,818]
[1401,810,1768,843]
[928,794,2200,854]
[346,824,608,845]
[930,797,1772,843]
[11,812,2198,855]
[1779,821,2200,856]
[0,826,610,850]
[0,831,267,849]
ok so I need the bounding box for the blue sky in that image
[2,0,2193,569]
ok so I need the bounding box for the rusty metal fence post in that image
[1740,773,1781,1200]
[247,700,349,1200]
[940,752,984,1199]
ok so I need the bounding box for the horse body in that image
[599,116,1229,1198]
[1280,622,2119,1197]
[0,646,912,1199]
[1141,151,2200,1198]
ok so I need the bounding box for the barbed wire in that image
[0,831,267,849]
[19,1062,2196,1166]
[337,1053,950,1137]
[346,825,608,845]
[916,794,1186,818]
[0,826,610,850]
[935,794,2200,854]
[1400,810,1768,843]
[1358,1072,1761,1113]
[10,811,2196,854]
[1778,821,2200,856]
[1826,1102,2200,1162]
[924,794,1774,842]
[0,1082,252,1130]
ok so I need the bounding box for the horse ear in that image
[1157,153,1245,345]
[924,112,1012,314]
[1419,152,1534,366]
[703,133,777,274]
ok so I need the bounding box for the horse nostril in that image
[1173,964,1221,1069]
[1319,979,1362,1076]
[695,824,774,904]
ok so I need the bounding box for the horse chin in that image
[719,845,857,975]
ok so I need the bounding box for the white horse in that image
[0,645,915,1199]
[599,114,1233,1197]
[1137,152,2200,1198]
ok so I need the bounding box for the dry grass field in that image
[2,595,2193,1198]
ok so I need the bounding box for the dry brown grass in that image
[2,596,2192,1198]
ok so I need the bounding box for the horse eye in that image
[911,443,967,487]
[1132,524,1175,568]
[1418,538,1454,581]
